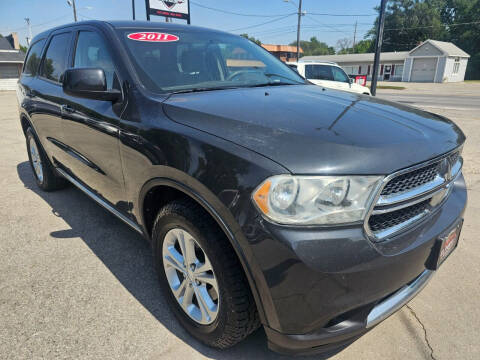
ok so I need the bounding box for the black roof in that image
[0,36,25,63]
[0,37,14,50]
[32,20,231,43]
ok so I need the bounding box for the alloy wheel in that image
[162,228,220,325]
[29,137,43,182]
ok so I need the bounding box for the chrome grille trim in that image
[365,147,462,242]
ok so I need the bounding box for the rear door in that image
[60,26,126,209]
[33,30,74,166]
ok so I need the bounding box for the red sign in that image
[127,32,179,42]
[355,75,367,87]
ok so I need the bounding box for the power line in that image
[228,14,295,32]
[190,1,295,18]
[384,20,480,31]
[309,12,377,17]
[305,14,353,36]
[0,13,72,34]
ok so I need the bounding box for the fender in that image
[137,175,273,327]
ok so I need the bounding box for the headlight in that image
[252,175,383,225]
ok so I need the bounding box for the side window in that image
[23,39,46,76]
[40,33,71,83]
[305,65,333,81]
[74,31,116,89]
[332,67,350,83]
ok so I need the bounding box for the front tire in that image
[152,199,260,349]
[26,128,66,191]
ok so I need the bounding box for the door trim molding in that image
[56,168,143,234]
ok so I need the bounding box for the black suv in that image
[17,21,466,355]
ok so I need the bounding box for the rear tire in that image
[152,198,260,349]
[26,128,67,191]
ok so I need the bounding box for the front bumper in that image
[240,174,466,355]
[265,269,434,355]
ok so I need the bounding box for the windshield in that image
[117,28,305,93]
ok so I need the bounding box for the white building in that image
[0,33,25,90]
[300,39,470,83]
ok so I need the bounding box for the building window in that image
[396,65,404,77]
[358,65,362,74]
[453,57,460,74]
[367,65,371,75]
[343,66,354,76]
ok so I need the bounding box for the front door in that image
[384,65,392,81]
[60,27,127,211]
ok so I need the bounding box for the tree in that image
[336,38,353,54]
[353,39,375,54]
[366,0,480,79]
[20,44,28,53]
[336,39,374,55]
[290,37,335,56]
[443,0,480,79]
[366,0,449,52]
[240,33,261,45]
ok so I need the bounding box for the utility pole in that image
[352,21,357,54]
[145,0,150,20]
[132,0,136,20]
[370,0,387,96]
[296,0,303,62]
[24,18,32,46]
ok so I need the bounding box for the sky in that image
[0,0,380,49]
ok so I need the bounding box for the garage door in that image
[0,64,20,79]
[410,58,437,82]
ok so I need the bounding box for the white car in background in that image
[287,61,371,95]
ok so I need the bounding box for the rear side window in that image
[305,65,333,81]
[40,32,71,83]
[23,39,46,76]
[74,31,116,89]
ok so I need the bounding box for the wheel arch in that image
[137,176,269,326]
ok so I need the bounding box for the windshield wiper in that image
[171,86,240,94]
[248,81,298,88]
[263,73,304,84]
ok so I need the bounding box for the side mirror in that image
[63,68,121,102]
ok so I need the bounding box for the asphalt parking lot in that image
[1,84,479,359]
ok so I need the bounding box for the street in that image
[1,85,479,359]
[377,81,480,111]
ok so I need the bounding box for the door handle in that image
[61,105,75,114]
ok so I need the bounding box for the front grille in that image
[368,199,430,233]
[366,150,462,241]
[380,162,439,196]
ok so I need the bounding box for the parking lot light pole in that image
[67,0,78,22]
[370,0,387,96]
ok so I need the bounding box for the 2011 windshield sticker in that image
[127,32,179,42]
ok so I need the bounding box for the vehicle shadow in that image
[17,161,340,359]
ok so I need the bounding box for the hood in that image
[163,85,465,175]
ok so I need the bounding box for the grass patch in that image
[464,80,480,83]
[376,85,406,90]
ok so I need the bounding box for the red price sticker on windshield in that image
[127,32,179,42]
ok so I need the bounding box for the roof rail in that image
[298,59,339,65]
